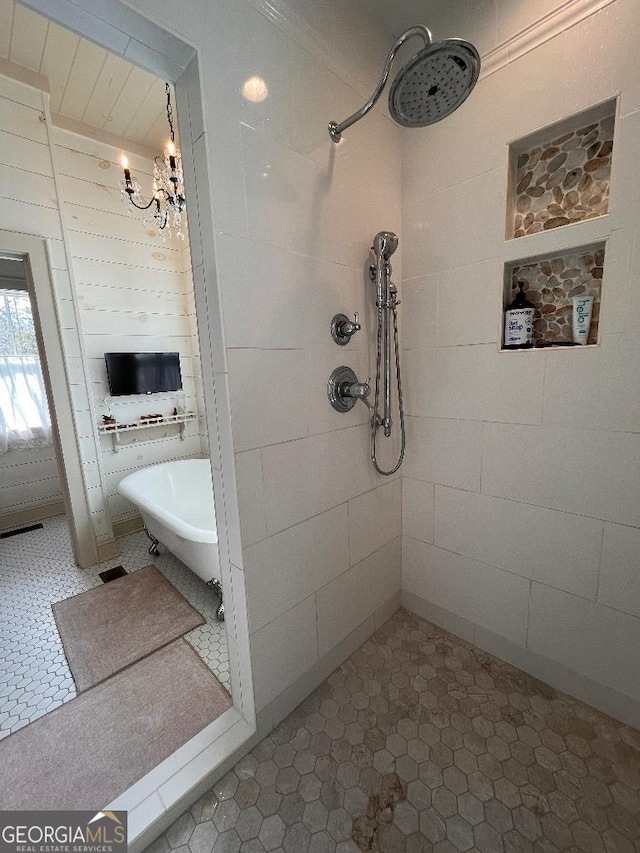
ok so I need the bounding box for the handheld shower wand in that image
[370,231,405,476]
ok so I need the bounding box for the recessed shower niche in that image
[507,100,616,240]
[502,242,605,349]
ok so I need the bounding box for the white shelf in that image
[98,412,197,452]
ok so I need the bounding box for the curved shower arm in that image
[328,25,432,142]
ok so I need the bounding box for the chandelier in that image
[120,83,186,240]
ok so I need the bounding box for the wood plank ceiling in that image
[0,0,170,153]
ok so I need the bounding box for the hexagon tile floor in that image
[0,515,229,739]
[148,608,640,853]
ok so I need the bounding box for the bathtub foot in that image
[144,527,161,557]
[207,579,225,622]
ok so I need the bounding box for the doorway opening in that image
[0,0,254,841]
[0,256,63,527]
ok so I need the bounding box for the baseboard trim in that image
[0,500,65,531]
[257,591,402,738]
[112,515,144,539]
[96,538,119,562]
[402,590,640,730]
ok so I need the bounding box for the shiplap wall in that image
[51,126,207,532]
[0,70,205,539]
[0,77,71,524]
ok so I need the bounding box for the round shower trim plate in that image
[327,365,359,413]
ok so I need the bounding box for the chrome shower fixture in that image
[331,312,361,346]
[370,231,405,476]
[325,233,405,474]
[328,26,480,142]
[327,366,372,413]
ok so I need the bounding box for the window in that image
[0,289,52,453]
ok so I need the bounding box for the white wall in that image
[400,0,640,723]
[0,70,207,545]
[0,77,80,525]
[0,445,62,521]
[51,127,207,534]
[124,0,404,719]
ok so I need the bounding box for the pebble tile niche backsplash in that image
[508,246,604,345]
[512,115,614,239]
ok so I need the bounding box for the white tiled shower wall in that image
[125,0,404,720]
[4,0,639,737]
[401,0,640,722]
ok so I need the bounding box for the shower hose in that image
[371,301,406,476]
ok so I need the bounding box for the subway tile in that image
[402,168,504,279]
[563,0,640,119]
[305,347,370,437]
[402,72,502,205]
[404,344,545,424]
[234,450,266,548]
[261,425,381,534]
[316,169,401,271]
[294,50,401,206]
[348,479,401,567]
[610,109,640,228]
[250,595,318,709]
[598,523,640,618]
[226,348,308,451]
[528,582,640,703]
[434,485,602,598]
[316,538,401,658]
[215,11,295,145]
[404,416,482,491]
[216,235,362,352]
[244,506,348,633]
[600,228,633,335]
[241,125,320,259]
[436,259,502,347]
[543,334,640,433]
[191,261,227,377]
[403,538,530,645]
[290,43,361,160]
[401,273,437,351]
[402,478,434,544]
[206,120,249,239]
[482,422,640,527]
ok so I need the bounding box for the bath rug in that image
[53,564,205,691]
[0,640,231,810]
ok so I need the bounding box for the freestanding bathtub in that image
[117,458,223,619]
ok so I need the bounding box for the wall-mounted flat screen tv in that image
[104,352,182,396]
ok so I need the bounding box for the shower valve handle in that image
[331,312,361,346]
[327,366,371,413]
[343,377,370,400]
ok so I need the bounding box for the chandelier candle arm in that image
[119,83,187,239]
[121,155,132,186]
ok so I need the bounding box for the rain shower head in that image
[328,26,480,142]
[388,39,480,127]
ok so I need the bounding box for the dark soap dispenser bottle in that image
[504,280,535,348]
